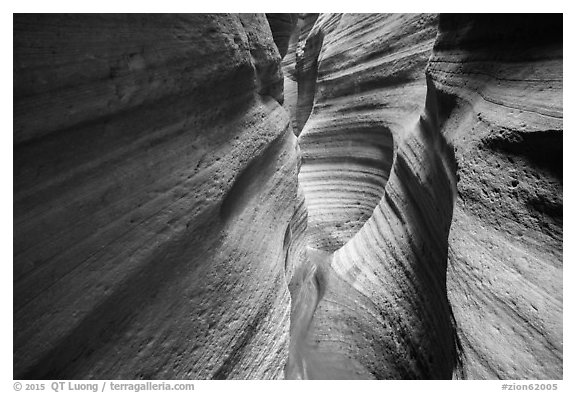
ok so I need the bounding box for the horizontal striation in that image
[14,13,298,379]
[286,13,460,379]
[15,12,563,381]
[305,116,459,379]
[286,13,562,381]
[297,13,438,252]
[428,14,563,379]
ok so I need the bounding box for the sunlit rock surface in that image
[286,13,460,379]
[296,13,439,252]
[14,13,562,380]
[285,13,562,380]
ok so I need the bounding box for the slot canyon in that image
[13,13,562,380]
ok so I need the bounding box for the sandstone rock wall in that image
[266,14,299,59]
[14,13,562,380]
[14,13,297,379]
[427,14,563,379]
[286,13,461,379]
[286,12,562,380]
[297,14,439,252]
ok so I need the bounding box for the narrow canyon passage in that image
[282,13,461,379]
[13,13,562,380]
[280,13,562,380]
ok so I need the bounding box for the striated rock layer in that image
[14,13,562,380]
[286,13,562,380]
[297,13,439,252]
[286,13,461,379]
[428,14,563,379]
[14,13,297,379]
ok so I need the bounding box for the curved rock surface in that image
[297,13,439,252]
[281,13,319,135]
[14,14,296,379]
[266,14,299,59]
[285,13,562,380]
[14,13,562,380]
[427,14,563,379]
[287,13,460,379]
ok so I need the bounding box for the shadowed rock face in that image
[14,14,295,380]
[297,14,439,252]
[14,13,562,380]
[266,14,299,59]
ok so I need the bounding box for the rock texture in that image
[297,13,439,252]
[14,14,296,379]
[285,13,562,380]
[281,13,319,135]
[428,14,563,379]
[286,13,461,379]
[14,13,562,380]
[266,14,299,59]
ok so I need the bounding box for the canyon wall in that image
[286,13,562,380]
[286,13,462,379]
[429,14,563,379]
[14,13,562,380]
[14,14,297,379]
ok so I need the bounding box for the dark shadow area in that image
[436,14,562,54]
[483,130,563,181]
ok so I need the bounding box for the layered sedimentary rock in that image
[14,13,562,381]
[281,13,319,134]
[427,14,563,379]
[286,13,562,380]
[296,14,439,252]
[14,14,297,379]
[286,13,461,379]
